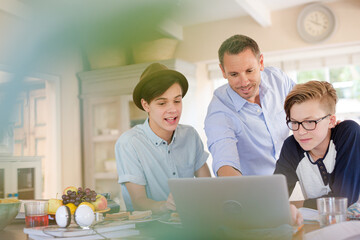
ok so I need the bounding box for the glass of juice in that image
[24,201,49,228]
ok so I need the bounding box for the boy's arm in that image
[274,139,300,196]
[304,121,360,209]
[125,182,170,214]
[195,163,211,177]
[329,120,360,205]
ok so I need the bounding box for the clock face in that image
[297,4,336,43]
[304,11,329,36]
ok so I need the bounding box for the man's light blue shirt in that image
[204,67,295,176]
[115,119,208,210]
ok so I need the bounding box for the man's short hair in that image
[284,81,338,120]
[218,34,261,68]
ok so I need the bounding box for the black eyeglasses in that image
[286,114,331,131]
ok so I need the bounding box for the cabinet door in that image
[0,163,13,198]
[0,160,42,199]
[83,95,147,211]
[15,161,42,199]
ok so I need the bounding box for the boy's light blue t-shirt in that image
[115,119,208,211]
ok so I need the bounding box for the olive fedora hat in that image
[133,63,188,110]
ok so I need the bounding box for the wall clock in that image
[297,3,337,43]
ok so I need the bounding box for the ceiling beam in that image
[0,0,28,18]
[158,19,183,41]
[235,0,272,27]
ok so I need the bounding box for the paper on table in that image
[28,229,140,240]
[304,221,360,240]
[24,221,136,238]
[299,207,319,222]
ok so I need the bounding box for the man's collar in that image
[226,71,270,111]
[226,85,247,112]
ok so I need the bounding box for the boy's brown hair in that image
[284,81,338,120]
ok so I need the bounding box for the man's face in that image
[141,83,182,142]
[220,49,264,103]
[290,99,335,152]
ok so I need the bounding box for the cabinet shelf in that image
[94,172,118,180]
[18,188,35,193]
[92,135,119,142]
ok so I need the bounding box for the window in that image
[294,65,360,123]
[209,64,360,124]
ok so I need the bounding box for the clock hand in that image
[310,20,325,28]
[310,20,321,25]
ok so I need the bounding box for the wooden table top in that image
[1,220,320,240]
[2,202,320,240]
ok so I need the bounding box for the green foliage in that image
[297,65,360,100]
[297,69,325,83]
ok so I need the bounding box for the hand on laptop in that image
[165,193,176,211]
[290,204,303,226]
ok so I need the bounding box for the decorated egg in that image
[74,205,95,228]
[55,205,71,228]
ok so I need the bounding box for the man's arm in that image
[195,163,211,177]
[204,90,247,176]
[125,182,170,214]
[217,165,242,177]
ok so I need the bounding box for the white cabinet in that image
[79,94,147,209]
[78,59,196,209]
[0,156,42,199]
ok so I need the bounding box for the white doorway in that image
[2,70,61,199]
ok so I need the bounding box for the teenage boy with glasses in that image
[274,81,360,209]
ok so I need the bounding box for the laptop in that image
[168,175,292,238]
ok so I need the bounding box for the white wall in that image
[176,0,360,63]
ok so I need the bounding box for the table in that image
[0,220,27,240]
[137,220,320,240]
[0,219,319,240]
[293,222,320,240]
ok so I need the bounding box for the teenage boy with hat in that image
[274,81,360,209]
[115,63,211,213]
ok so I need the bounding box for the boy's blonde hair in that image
[284,81,338,120]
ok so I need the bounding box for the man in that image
[204,34,295,177]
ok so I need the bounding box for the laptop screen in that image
[168,175,292,238]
